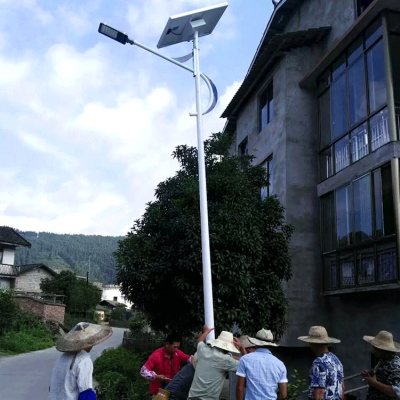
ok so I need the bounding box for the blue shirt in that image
[236,348,288,400]
[309,352,344,400]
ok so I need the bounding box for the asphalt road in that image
[0,326,126,400]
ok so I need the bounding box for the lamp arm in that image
[128,38,216,115]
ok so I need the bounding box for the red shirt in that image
[144,347,190,394]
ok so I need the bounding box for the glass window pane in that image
[321,193,335,252]
[260,92,267,131]
[351,123,369,162]
[377,242,398,282]
[324,254,338,290]
[381,164,395,235]
[335,135,350,173]
[336,185,352,247]
[268,99,274,123]
[332,56,346,80]
[319,90,331,147]
[353,175,372,243]
[370,108,390,151]
[320,147,333,180]
[357,248,375,285]
[348,38,363,65]
[367,40,387,112]
[366,21,383,48]
[373,169,384,238]
[331,74,348,139]
[349,57,367,126]
[340,252,355,286]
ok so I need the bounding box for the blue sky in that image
[0,0,273,236]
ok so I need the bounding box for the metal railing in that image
[0,263,19,276]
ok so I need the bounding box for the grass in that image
[0,325,54,354]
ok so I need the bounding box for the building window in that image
[321,163,397,291]
[356,0,374,18]
[319,20,391,181]
[238,137,248,156]
[113,296,118,301]
[261,156,274,199]
[259,81,273,132]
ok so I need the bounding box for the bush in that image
[0,290,18,335]
[0,307,54,354]
[287,370,307,400]
[94,346,150,400]
[111,305,128,321]
[129,311,149,335]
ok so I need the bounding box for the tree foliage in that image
[40,270,102,315]
[14,231,122,283]
[115,132,293,338]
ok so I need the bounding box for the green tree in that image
[40,270,102,315]
[115,132,293,337]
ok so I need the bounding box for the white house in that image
[0,227,31,289]
[101,284,133,308]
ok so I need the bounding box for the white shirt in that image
[49,350,93,400]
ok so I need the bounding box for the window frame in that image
[238,137,248,156]
[258,81,274,132]
[260,154,274,199]
[321,163,398,291]
[318,18,391,182]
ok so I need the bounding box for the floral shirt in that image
[309,352,344,400]
[367,354,400,400]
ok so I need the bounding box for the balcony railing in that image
[0,264,20,276]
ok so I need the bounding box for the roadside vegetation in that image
[0,289,54,354]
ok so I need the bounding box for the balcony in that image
[0,264,20,277]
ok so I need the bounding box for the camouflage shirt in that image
[367,354,400,400]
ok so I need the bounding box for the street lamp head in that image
[157,2,228,49]
[98,23,130,45]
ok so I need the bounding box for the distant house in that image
[15,264,57,294]
[0,226,31,289]
[101,284,133,308]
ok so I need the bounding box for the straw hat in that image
[298,326,340,344]
[363,331,400,352]
[207,331,238,353]
[239,335,256,349]
[56,322,113,352]
[248,329,278,347]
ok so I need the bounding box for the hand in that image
[364,375,377,387]
[203,325,214,335]
[154,374,167,382]
[361,369,371,377]
[233,337,244,350]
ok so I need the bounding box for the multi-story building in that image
[222,0,400,380]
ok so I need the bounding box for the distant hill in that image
[14,231,124,284]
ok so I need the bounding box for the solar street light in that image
[98,3,228,340]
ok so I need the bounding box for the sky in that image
[0,0,274,236]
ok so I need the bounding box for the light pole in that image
[98,3,228,340]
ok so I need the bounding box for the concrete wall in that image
[15,267,55,293]
[15,295,65,325]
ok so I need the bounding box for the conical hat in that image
[56,322,113,352]
[363,331,400,352]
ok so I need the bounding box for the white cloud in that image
[18,132,79,171]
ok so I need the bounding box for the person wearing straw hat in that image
[298,326,344,400]
[188,325,247,400]
[236,329,288,400]
[49,322,113,400]
[361,330,400,400]
[239,335,256,354]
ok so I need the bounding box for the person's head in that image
[298,326,340,354]
[239,335,256,353]
[363,331,400,359]
[164,334,181,356]
[247,329,279,349]
[56,322,113,353]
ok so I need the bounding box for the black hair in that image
[165,334,181,345]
